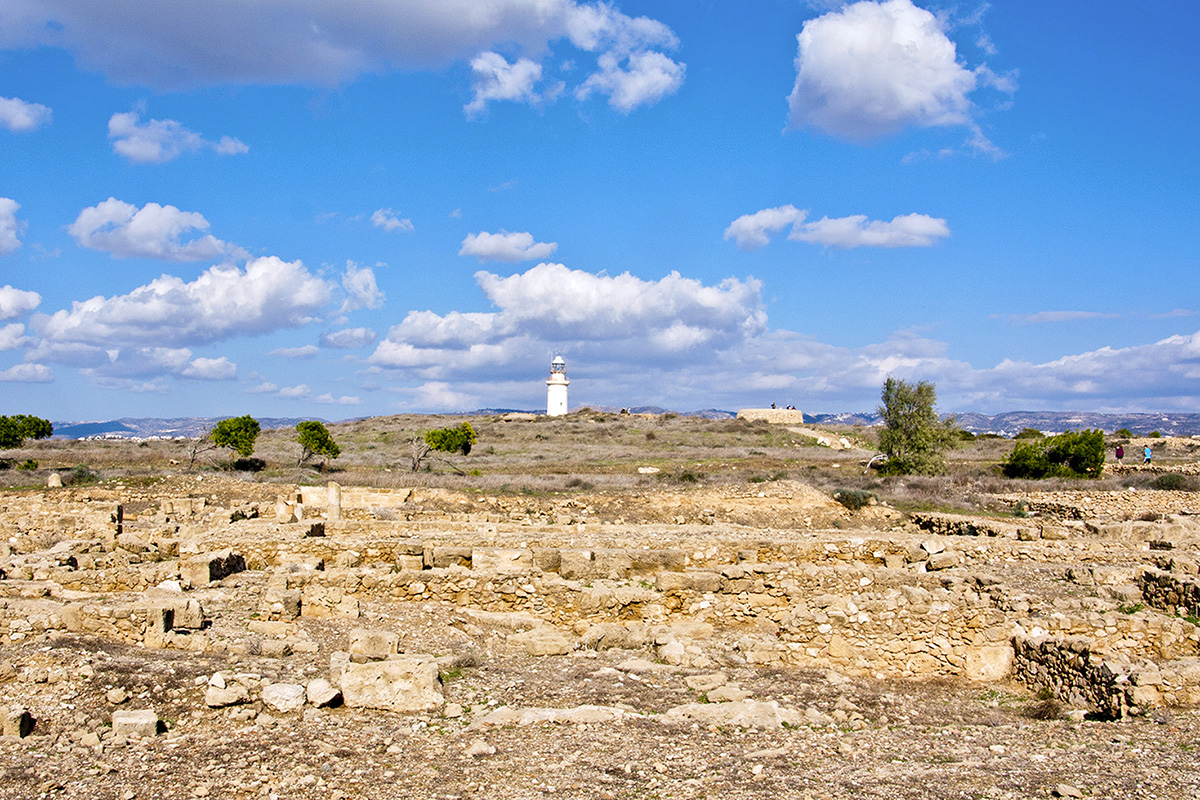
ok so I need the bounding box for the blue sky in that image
[1,0,1198,421]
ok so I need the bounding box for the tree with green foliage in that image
[0,414,53,449]
[1001,429,1105,479]
[410,422,478,471]
[1013,428,1045,440]
[875,378,958,475]
[190,415,261,467]
[296,421,340,467]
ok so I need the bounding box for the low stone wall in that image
[1140,567,1200,618]
[1012,635,1200,717]
[736,408,804,424]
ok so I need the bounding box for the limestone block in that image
[1041,527,1069,540]
[261,683,306,712]
[593,549,633,579]
[348,628,399,661]
[963,645,1014,682]
[2,707,34,738]
[558,549,595,580]
[532,548,561,573]
[430,546,472,569]
[655,572,692,592]
[926,551,961,571]
[181,550,245,588]
[339,656,443,712]
[659,700,800,729]
[507,627,573,656]
[46,473,62,488]
[306,678,342,707]
[657,640,687,665]
[689,571,722,593]
[472,548,534,574]
[111,709,160,738]
[204,683,251,708]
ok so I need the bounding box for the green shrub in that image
[17,459,37,470]
[1114,428,1134,438]
[1001,429,1105,479]
[1013,428,1044,440]
[833,489,876,511]
[66,464,99,485]
[425,422,477,455]
[1149,431,1163,438]
[955,429,977,441]
[1151,474,1193,491]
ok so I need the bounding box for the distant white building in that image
[546,355,569,416]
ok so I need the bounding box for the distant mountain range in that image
[51,417,326,440]
[808,411,1200,437]
[48,410,1200,440]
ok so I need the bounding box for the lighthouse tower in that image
[546,355,569,416]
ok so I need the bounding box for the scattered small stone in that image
[465,739,496,758]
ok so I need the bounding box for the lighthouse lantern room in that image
[546,355,569,416]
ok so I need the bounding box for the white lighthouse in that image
[546,355,569,416]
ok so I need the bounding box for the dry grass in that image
[3,412,1196,513]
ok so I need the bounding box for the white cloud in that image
[1001,311,1120,325]
[181,356,237,380]
[405,381,479,411]
[246,380,279,394]
[459,231,558,263]
[787,0,1011,143]
[315,393,361,405]
[1,1,683,114]
[789,213,950,248]
[465,52,546,117]
[371,262,766,378]
[575,49,684,113]
[320,327,377,349]
[68,198,239,261]
[108,110,248,164]
[723,205,805,251]
[341,261,384,311]
[36,256,334,348]
[0,198,25,254]
[724,207,948,249]
[0,283,41,319]
[270,345,320,359]
[0,323,28,350]
[370,208,414,233]
[0,95,51,132]
[0,363,52,382]
[278,384,311,398]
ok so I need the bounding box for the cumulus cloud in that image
[108,110,248,164]
[370,262,766,378]
[465,52,547,117]
[723,205,805,251]
[315,393,361,405]
[459,231,558,263]
[0,363,52,382]
[0,323,28,350]
[1,1,683,113]
[370,208,414,233]
[341,261,384,311]
[68,198,239,261]
[789,213,950,248]
[278,384,311,398]
[0,95,51,132]
[181,356,237,380]
[725,207,948,250]
[269,345,320,359]
[0,284,41,319]
[0,198,25,254]
[320,327,377,349]
[787,0,1013,145]
[246,380,279,394]
[35,256,334,348]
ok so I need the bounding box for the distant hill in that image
[52,417,326,440]
[807,411,1200,437]
[49,410,1200,440]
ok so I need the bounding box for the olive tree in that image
[410,422,477,472]
[296,420,340,468]
[190,415,261,466]
[876,378,958,475]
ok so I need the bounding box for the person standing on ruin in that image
[1115,444,1124,464]
[1143,445,1153,465]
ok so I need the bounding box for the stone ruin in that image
[2,477,1199,739]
